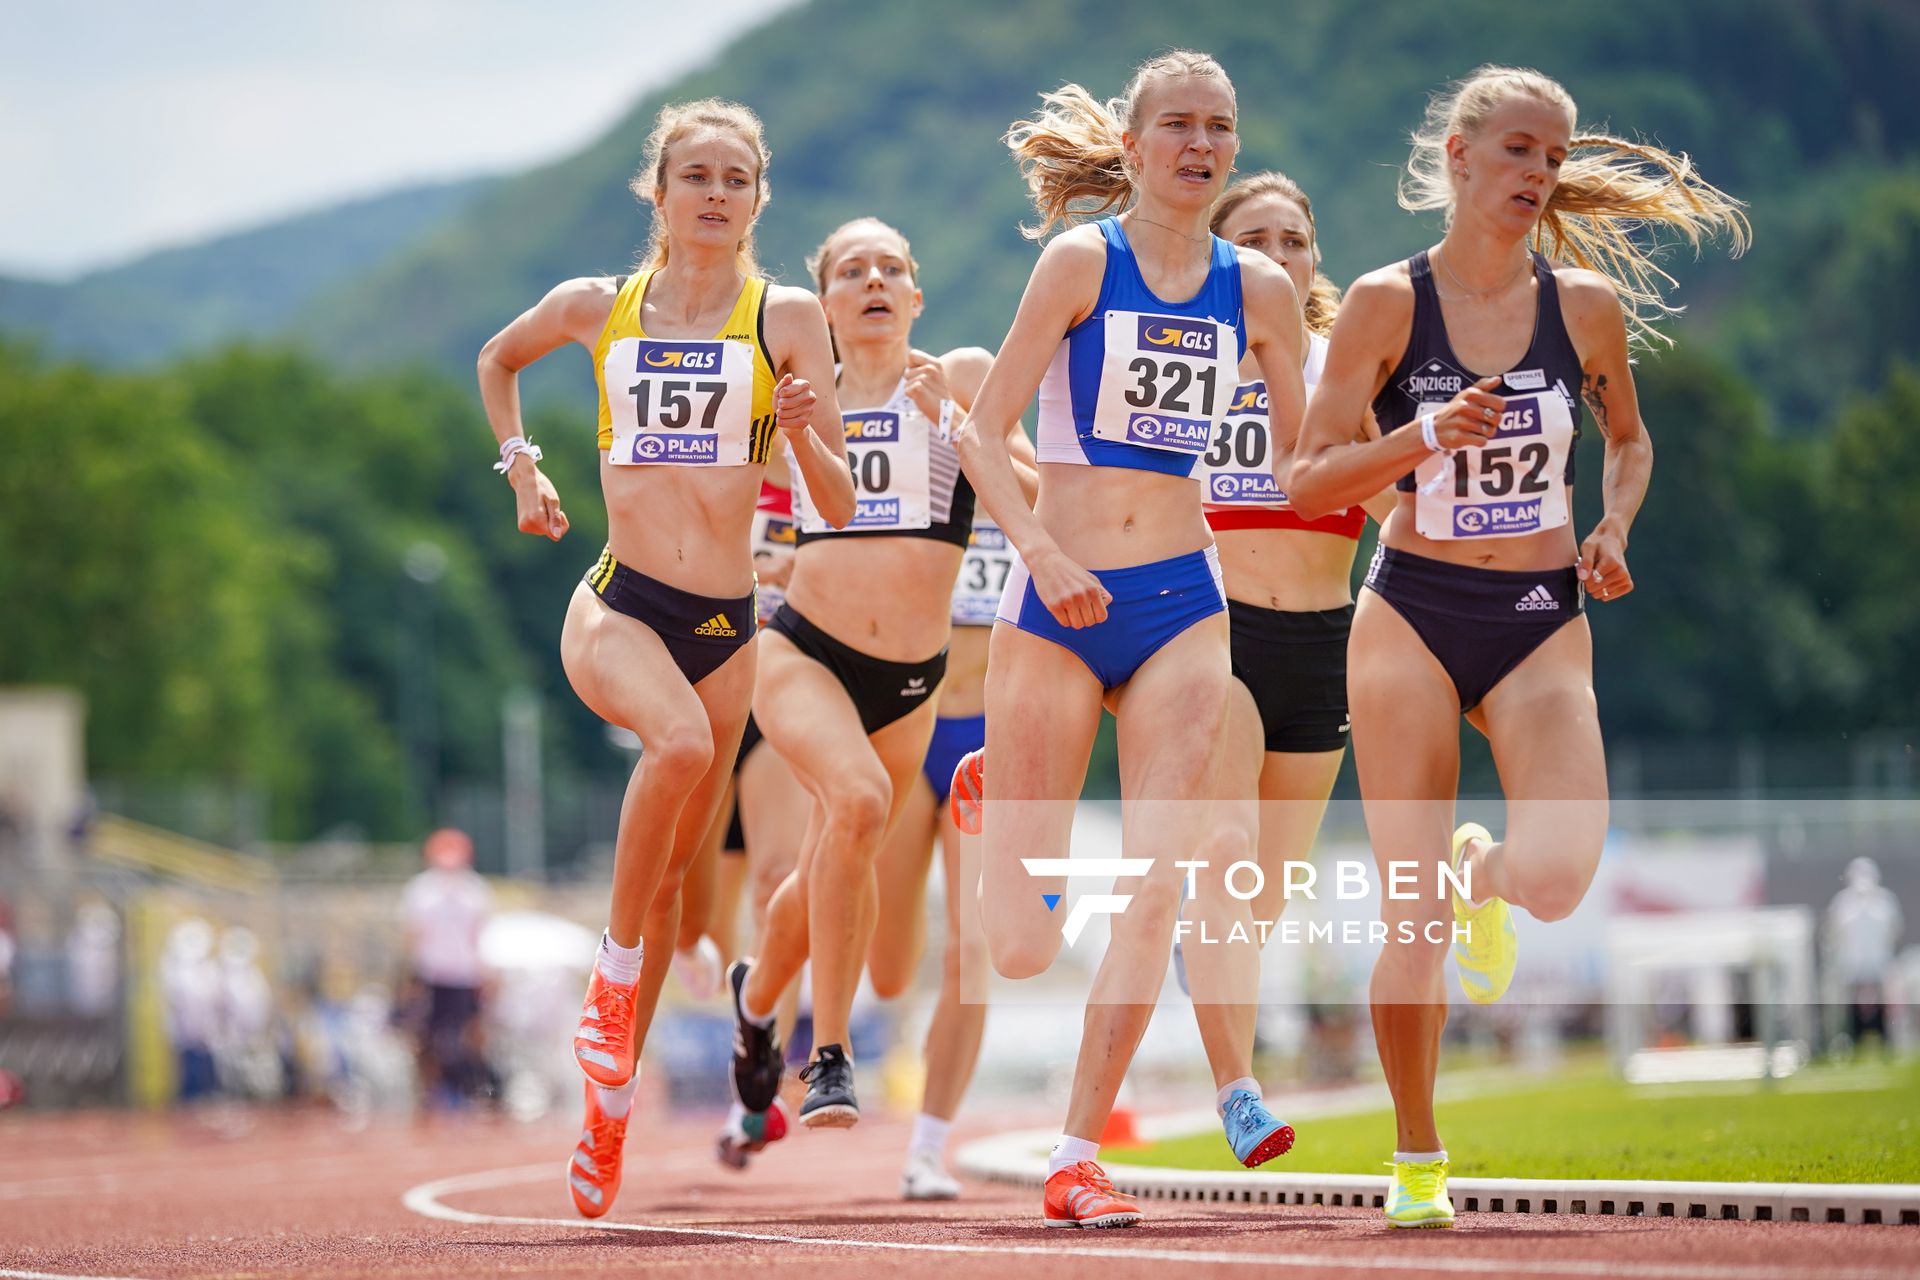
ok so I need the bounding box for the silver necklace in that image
[1437,248,1530,301]
[1126,213,1209,245]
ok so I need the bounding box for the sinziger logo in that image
[1021,858,1153,945]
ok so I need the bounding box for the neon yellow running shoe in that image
[1384,1157,1455,1229]
[1449,822,1516,1004]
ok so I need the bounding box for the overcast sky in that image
[1,0,796,279]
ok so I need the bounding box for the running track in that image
[1,1107,1913,1279]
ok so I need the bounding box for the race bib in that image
[793,406,933,533]
[1412,391,1574,539]
[1089,311,1237,456]
[1195,380,1284,506]
[749,507,795,622]
[604,337,754,467]
[951,520,1016,626]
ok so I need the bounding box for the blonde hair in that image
[806,217,921,293]
[1401,65,1750,346]
[1211,171,1342,337]
[1006,50,1235,241]
[629,98,772,275]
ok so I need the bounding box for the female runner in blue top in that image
[951,50,1306,1229]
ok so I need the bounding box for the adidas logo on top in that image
[1514,585,1559,613]
[694,613,738,637]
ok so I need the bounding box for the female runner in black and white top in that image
[728,217,1033,1130]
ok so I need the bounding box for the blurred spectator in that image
[161,919,222,1102]
[0,896,14,1018]
[215,926,284,1099]
[65,899,120,1018]
[1824,856,1904,1056]
[400,828,493,1106]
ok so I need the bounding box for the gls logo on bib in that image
[1139,316,1218,354]
[844,413,901,443]
[638,341,723,370]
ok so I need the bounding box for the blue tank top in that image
[1035,218,1247,477]
[1373,250,1585,493]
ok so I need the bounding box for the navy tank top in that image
[1373,250,1584,493]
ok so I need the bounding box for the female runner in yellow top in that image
[475,97,854,1221]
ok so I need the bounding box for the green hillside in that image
[297,0,1920,423]
[5,1,1920,844]
[0,176,493,364]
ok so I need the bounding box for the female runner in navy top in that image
[1288,65,1748,1227]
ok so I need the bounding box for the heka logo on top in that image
[851,497,903,527]
[1453,499,1542,537]
[1129,413,1210,451]
[637,340,724,371]
[1138,316,1218,354]
[843,412,901,443]
[1489,395,1544,441]
[1398,357,1467,402]
[1211,472,1281,503]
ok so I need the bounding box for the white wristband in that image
[493,435,544,475]
[1418,411,1441,453]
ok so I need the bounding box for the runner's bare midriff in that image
[1035,463,1213,571]
[785,537,963,662]
[1215,528,1357,613]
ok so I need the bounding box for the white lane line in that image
[400,1162,1907,1280]
[0,1270,154,1280]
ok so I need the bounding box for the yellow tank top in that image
[593,269,779,463]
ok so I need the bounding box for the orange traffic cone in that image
[1099,1105,1143,1148]
[1099,1077,1144,1149]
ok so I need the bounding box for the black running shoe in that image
[797,1043,858,1129]
[729,960,783,1112]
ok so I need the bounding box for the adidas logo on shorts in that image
[694,613,738,637]
[1514,585,1560,613]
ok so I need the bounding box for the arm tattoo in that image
[1581,372,1612,440]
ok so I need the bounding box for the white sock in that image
[1393,1149,1447,1165]
[737,960,776,1027]
[1047,1134,1100,1179]
[909,1112,952,1159]
[596,932,643,986]
[725,1098,748,1127]
[595,1076,638,1119]
[1216,1076,1261,1115]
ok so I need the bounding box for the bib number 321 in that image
[1089,311,1236,457]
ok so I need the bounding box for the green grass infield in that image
[1116,1058,1920,1184]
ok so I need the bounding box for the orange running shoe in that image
[567,1079,631,1219]
[1043,1160,1142,1228]
[573,967,640,1087]
[949,748,985,835]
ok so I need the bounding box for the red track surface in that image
[1,1105,1914,1280]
